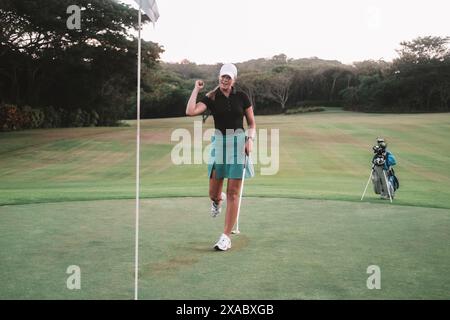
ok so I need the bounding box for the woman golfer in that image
[186,63,255,251]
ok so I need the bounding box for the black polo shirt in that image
[200,87,252,135]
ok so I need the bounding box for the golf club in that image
[232,152,248,235]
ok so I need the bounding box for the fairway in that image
[1,110,450,208]
[1,110,450,299]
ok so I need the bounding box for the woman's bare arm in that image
[186,80,207,116]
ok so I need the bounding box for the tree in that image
[267,67,295,110]
[391,36,450,112]
[343,37,450,113]
[237,72,261,109]
[395,36,450,64]
[271,53,288,64]
[353,60,390,77]
[0,0,163,126]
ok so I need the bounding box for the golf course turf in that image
[1,109,449,299]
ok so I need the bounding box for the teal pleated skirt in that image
[207,132,255,179]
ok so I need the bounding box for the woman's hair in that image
[206,86,220,101]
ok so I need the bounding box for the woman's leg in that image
[224,178,243,236]
[209,170,225,204]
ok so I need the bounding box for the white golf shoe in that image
[211,192,226,218]
[214,233,231,251]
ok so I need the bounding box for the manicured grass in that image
[1,111,450,208]
[0,110,449,299]
[0,198,448,299]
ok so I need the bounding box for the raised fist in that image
[195,80,204,90]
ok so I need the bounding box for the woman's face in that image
[219,75,234,91]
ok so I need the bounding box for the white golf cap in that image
[219,63,238,80]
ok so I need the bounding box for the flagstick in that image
[134,0,142,301]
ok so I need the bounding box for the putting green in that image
[1,197,448,299]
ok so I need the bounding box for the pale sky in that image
[120,0,449,65]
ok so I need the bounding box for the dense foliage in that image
[0,0,162,130]
[1,1,448,130]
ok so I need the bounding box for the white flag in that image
[133,0,160,23]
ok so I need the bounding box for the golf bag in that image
[372,158,399,198]
[362,139,399,202]
[372,165,394,197]
[389,168,400,191]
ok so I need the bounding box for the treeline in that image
[0,0,163,130]
[159,37,450,117]
[1,1,449,131]
[342,37,450,113]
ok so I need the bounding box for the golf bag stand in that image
[361,165,374,201]
[361,164,393,203]
[382,169,393,203]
